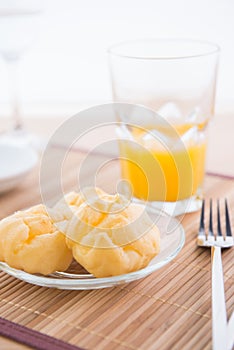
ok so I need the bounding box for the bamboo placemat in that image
[0,149,233,350]
[0,316,83,350]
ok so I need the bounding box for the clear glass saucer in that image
[0,210,185,290]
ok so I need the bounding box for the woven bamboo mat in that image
[0,150,233,350]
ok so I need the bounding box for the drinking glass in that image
[0,0,43,145]
[108,39,219,216]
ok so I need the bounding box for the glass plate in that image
[0,210,185,290]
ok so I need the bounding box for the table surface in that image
[0,115,234,350]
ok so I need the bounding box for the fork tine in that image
[217,199,222,237]
[199,199,205,234]
[225,199,232,237]
[209,199,214,236]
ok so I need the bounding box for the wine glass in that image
[0,0,43,146]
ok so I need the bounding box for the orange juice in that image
[118,124,206,202]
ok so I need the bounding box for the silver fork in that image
[197,199,234,350]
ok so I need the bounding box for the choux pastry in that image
[0,204,73,275]
[57,188,160,277]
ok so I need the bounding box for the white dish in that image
[0,142,38,193]
[0,209,185,290]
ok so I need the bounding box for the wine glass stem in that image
[7,58,22,130]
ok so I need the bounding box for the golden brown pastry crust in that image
[0,188,160,278]
[60,189,160,277]
[0,204,73,275]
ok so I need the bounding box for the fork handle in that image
[211,246,228,350]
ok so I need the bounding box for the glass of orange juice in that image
[108,39,219,216]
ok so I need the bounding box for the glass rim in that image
[107,38,220,60]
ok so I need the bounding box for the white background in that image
[0,0,234,118]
